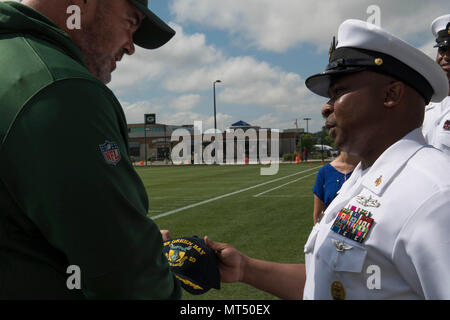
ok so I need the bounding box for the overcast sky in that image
[18,0,449,133]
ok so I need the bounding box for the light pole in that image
[164,124,167,162]
[144,124,147,166]
[303,117,311,134]
[213,80,222,132]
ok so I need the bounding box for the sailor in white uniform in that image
[422,14,450,155]
[204,19,450,300]
[304,19,450,299]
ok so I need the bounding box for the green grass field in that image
[136,163,322,300]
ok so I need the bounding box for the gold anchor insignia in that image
[375,176,382,187]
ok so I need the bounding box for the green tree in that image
[316,126,335,149]
[297,134,315,154]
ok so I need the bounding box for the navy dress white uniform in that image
[304,20,450,299]
[423,96,450,153]
[422,14,450,155]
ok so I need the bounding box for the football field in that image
[137,163,323,300]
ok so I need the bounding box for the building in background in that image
[128,123,193,161]
[281,128,305,155]
[127,120,312,162]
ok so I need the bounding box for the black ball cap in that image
[129,0,176,49]
[162,236,221,295]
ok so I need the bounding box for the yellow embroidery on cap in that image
[175,275,204,290]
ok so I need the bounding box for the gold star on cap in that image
[375,176,382,187]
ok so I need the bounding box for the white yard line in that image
[257,195,295,198]
[252,171,319,198]
[150,166,320,220]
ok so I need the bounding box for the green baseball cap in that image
[129,0,176,49]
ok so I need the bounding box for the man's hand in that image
[160,230,171,242]
[204,236,248,283]
[205,236,306,299]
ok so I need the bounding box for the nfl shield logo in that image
[99,141,121,165]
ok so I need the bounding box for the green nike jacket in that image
[0,1,181,300]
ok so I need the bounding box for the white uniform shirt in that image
[303,128,450,299]
[422,96,450,155]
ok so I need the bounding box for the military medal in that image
[331,206,374,243]
[355,195,380,208]
[332,239,353,252]
[444,120,450,131]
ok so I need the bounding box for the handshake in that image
[159,230,304,300]
[161,232,221,295]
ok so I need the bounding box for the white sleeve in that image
[393,188,450,299]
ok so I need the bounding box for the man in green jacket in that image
[0,0,181,299]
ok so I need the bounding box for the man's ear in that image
[383,81,405,108]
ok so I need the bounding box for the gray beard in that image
[84,51,112,84]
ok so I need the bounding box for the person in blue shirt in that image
[312,151,360,224]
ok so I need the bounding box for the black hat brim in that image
[130,0,176,49]
[305,67,367,98]
[434,39,449,48]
